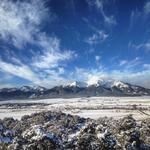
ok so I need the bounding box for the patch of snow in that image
[23,125,59,144]
[112,81,129,88]
[32,86,46,91]
[87,77,103,87]
[20,86,31,92]
[87,78,114,88]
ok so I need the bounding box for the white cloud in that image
[32,35,75,69]
[87,75,99,85]
[95,0,102,9]
[144,42,150,50]
[95,55,100,61]
[70,56,149,88]
[0,0,50,48]
[129,10,142,31]
[0,58,70,88]
[0,0,149,89]
[86,30,109,45]
[119,57,141,69]
[0,0,76,88]
[95,55,101,65]
[143,64,150,69]
[129,1,150,31]
[37,33,60,51]
[72,67,104,83]
[119,60,128,66]
[58,67,65,74]
[129,41,150,51]
[0,73,13,88]
[33,50,74,69]
[86,0,116,26]
[0,59,40,83]
[36,69,68,87]
[72,67,150,88]
[144,1,150,14]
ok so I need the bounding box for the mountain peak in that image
[87,78,115,88]
[68,81,87,88]
[87,78,104,87]
[32,86,46,91]
[0,79,150,100]
[20,86,32,92]
[19,85,46,92]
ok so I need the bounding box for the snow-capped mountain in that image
[68,81,87,88]
[32,86,46,92]
[0,80,150,100]
[87,79,130,89]
[18,86,46,92]
[20,86,33,92]
[87,79,114,88]
[87,79,103,87]
[0,86,47,100]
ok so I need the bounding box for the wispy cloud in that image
[95,55,101,61]
[72,66,150,88]
[0,0,76,87]
[143,64,150,69]
[129,41,150,52]
[119,57,141,69]
[95,55,101,65]
[33,51,74,69]
[86,0,116,26]
[0,0,149,89]
[129,1,150,31]
[144,1,150,14]
[85,30,109,45]
[119,60,128,66]
[32,35,75,69]
[0,59,40,83]
[129,9,142,31]
[0,56,71,88]
[0,0,51,48]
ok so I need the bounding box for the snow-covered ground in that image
[0,96,150,120]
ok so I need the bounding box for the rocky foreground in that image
[0,111,150,150]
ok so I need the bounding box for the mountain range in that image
[0,80,150,100]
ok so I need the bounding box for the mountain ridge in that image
[0,80,150,100]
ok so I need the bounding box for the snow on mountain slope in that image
[87,77,114,88]
[0,80,150,100]
[32,86,46,92]
[112,81,129,88]
[68,81,87,88]
[17,86,46,92]
[20,86,32,92]
[87,77,103,87]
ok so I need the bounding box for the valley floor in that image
[0,96,150,120]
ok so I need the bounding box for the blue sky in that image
[0,0,150,88]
